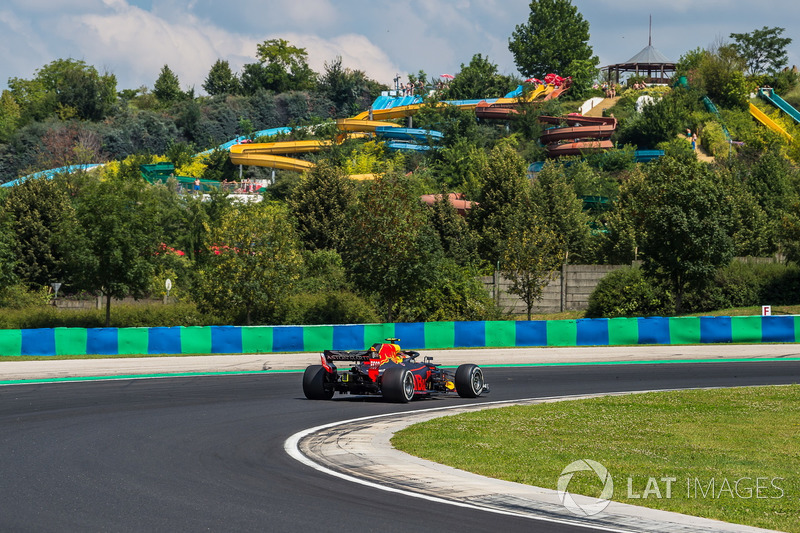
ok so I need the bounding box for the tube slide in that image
[749,103,794,143]
[538,115,617,157]
[758,88,800,125]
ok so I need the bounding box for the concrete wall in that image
[482,264,626,314]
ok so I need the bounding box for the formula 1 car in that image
[302,338,488,403]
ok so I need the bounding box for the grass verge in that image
[392,385,800,532]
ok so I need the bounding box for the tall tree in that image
[203,59,240,96]
[730,26,792,75]
[196,202,303,325]
[287,161,357,252]
[639,156,734,315]
[509,0,598,80]
[3,176,74,289]
[444,54,517,100]
[342,173,442,322]
[64,177,160,326]
[469,142,531,265]
[153,65,183,105]
[501,214,564,320]
[253,39,317,93]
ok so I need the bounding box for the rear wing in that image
[323,350,373,362]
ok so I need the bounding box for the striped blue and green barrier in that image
[0,315,797,357]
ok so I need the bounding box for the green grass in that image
[392,386,800,532]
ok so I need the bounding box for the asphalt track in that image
[1,354,799,532]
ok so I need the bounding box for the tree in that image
[501,214,564,320]
[196,202,304,325]
[342,173,442,322]
[427,188,481,267]
[317,56,384,117]
[469,142,531,264]
[531,163,593,263]
[444,54,517,100]
[730,26,792,75]
[509,0,598,81]
[153,65,183,105]
[639,157,734,314]
[287,161,357,252]
[203,59,240,96]
[3,176,74,289]
[252,39,317,93]
[0,90,22,142]
[64,177,160,326]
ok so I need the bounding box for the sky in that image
[1,0,799,95]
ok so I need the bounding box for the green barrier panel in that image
[363,323,394,348]
[181,326,212,354]
[55,328,88,356]
[304,326,334,352]
[669,316,701,344]
[608,317,638,345]
[731,316,762,343]
[486,321,516,347]
[0,329,22,356]
[118,328,149,355]
[424,321,455,349]
[242,326,273,353]
[547,320,577,346]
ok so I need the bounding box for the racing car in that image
[302,338,488,403]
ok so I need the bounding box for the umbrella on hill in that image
[440,74,454,79]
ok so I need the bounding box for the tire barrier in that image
[1,315,797,357]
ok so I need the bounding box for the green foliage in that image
[617,91,688,148]
[195,201,304,325]
[342,173,443,321]
[3,176,75,289]
[203,59,240,96]
[0,301,218,329]
[730,26,792,75]
[509,0,598,79]
[153,65,184,105]
[394,259,499,322]
[63,176,162,325]
[282,290,380,325]
[287,161,357,252]
[684,261,798,312]
[426,189,482,267]
[469,142,531,264]
[639,156,735,314]
[585,266,671,318]
[443,54,518,100]
[317,56,385,117]
[244,39,317,94]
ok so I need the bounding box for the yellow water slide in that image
[749,103,794,143]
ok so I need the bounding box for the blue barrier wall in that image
[0,316,797,357]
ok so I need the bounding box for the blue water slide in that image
[374,126,444,142]
[1,163,103,188]
[758,88,800,125]
[504,85,524,98]
[384,141,434,152]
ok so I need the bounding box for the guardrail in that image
[0,315,796,356]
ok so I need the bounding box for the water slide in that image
[749,103,794,143]
[538,115,617,157]
[758,88,800,125]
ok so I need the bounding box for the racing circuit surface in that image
[1,359,799,532]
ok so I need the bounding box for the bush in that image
[685,260,800,311]
[586,266,671,318]
[282,290,380,325]
[0,302,220,329]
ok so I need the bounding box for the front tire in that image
[455,364,484,398]
[382,367,415,403]
[303,365,334,400]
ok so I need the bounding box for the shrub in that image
[282,290,380,325]
[586,266,671,318]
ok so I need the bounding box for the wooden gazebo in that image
[602,20,676,85]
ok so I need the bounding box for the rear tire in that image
[303,365,334,400]
[455,364,484,398]
[382,367,415,403]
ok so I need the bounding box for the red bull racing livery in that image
[302,339,488,403]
